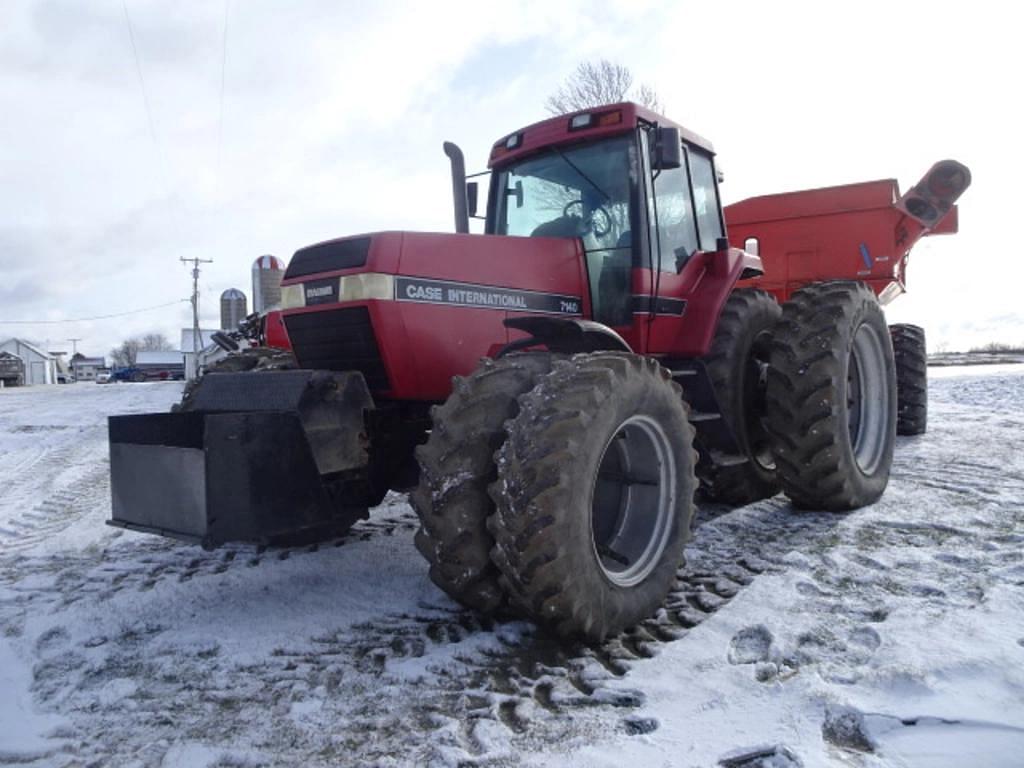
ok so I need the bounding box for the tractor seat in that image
[531,215,581,238]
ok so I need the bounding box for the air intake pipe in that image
[443,141,470,234]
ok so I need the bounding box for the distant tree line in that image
[109,333,173,367]
[967,342,1024,354]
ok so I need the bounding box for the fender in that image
[739,251,764,280]
[498,316,631,357]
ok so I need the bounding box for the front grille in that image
[284,307,389,391]
[285,236,371,280]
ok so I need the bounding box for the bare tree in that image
[545,59,663,116]
[109,333,173,367]
[140,333,173,352]
[109,339,140,368]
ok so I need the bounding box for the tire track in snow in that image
[3,373,1024,766]
[0,496,840,766]
[0,427,115,553]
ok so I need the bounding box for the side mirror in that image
[466,182,479,217]
[653,127,682,170]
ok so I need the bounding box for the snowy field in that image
[0,370,1022,767]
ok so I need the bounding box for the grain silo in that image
[252,255,286,313]
[220,288,248,331]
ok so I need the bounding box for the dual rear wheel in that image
[700,283,904,510]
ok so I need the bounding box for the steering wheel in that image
[563,199,612,238]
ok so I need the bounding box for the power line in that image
[122,0,180,241]
[217,0,230,180]
[0,299,189,325]
[122,0,159,153]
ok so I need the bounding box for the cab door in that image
[636,130,727,357]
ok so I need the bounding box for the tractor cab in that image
[477,103,757,358]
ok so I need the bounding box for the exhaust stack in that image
[443,141,470,234]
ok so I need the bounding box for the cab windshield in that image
[491,135,639,325]
[492,135,637,250]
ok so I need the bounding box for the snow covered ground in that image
[0,370,1022,767]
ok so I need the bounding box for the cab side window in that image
[689,151,723,251]
[648,146,698,272]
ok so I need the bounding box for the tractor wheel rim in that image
[747,330,776,472]
[848,323,890,475]
[590,414,676,588]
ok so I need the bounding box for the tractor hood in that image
[279,232,585,309]
[278,232,589,400]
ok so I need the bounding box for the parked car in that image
[111,367,183,382]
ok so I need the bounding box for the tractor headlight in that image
[340,273,394,302]
[280,284,305,309]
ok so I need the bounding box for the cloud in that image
[0,0,1018,357]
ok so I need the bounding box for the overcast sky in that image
[0,0,1019,358]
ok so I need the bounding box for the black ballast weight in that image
[108,370,375,547]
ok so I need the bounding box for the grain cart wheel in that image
[411,353,555,613]
[700,289,782,504]
[488,353,697,642]
[889,324,927,435]
[766,282,896,510]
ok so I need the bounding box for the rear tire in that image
[488,353,697,642]
[890,324,927,435]
[411,353,555,613]
[766,282,896,511]
[700,289,781,504]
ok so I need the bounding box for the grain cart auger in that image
[108,102,969,642]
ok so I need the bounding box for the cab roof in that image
[488,102,715,169]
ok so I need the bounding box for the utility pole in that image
[67,338,81,355]
[181,256,214,380]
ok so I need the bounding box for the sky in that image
[0,0,1020,359]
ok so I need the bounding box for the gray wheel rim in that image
[848,322,890,475]
[747,329,776,472]
[589,415,676,587]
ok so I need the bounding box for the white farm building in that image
[0,338,57,385]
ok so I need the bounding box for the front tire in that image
[890,324,927,435]
[766,282,896,510]
[488,353,697,642]
[411,353,555,613]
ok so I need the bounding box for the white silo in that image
[252,255,286,313]
[220,288,248,331]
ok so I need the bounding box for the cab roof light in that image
[568,109,622,132]
[489,132,523,160]
[568,113,593,131]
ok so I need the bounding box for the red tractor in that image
[108,103,969,641]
